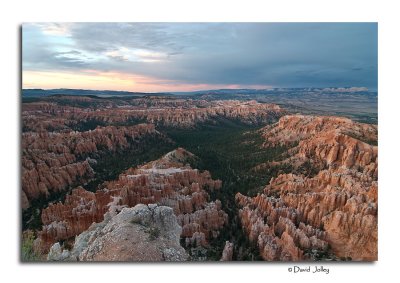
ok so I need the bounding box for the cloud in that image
[30,23,74,36]
[105,47,169,63]
[22,23,378,91]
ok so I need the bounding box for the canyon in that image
[21,95,378,262]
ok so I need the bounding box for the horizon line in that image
[22,86,375,94]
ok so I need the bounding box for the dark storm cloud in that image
[23,22,377,89]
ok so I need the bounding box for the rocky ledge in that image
[47,204,188,261]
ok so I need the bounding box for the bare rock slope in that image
[47,204,188,261]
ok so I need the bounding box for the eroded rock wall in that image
[237,115,378,261]
[22,124,160,208]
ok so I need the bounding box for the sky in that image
[22,23,378,92]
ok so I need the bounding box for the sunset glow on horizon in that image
[23,70,273,92]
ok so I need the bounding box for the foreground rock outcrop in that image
[38,148,228,253]
[237,115,378,261]
[47,204,188,261]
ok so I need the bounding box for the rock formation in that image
[22,123,162,208]
[47,204,188,261]
[220,241,234,261]
[260,115,377,148]
[39,187,112,247]
[237,115,378,261]
[38,148,228,253]
[259,115,377,171]
[22,97,285,132]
